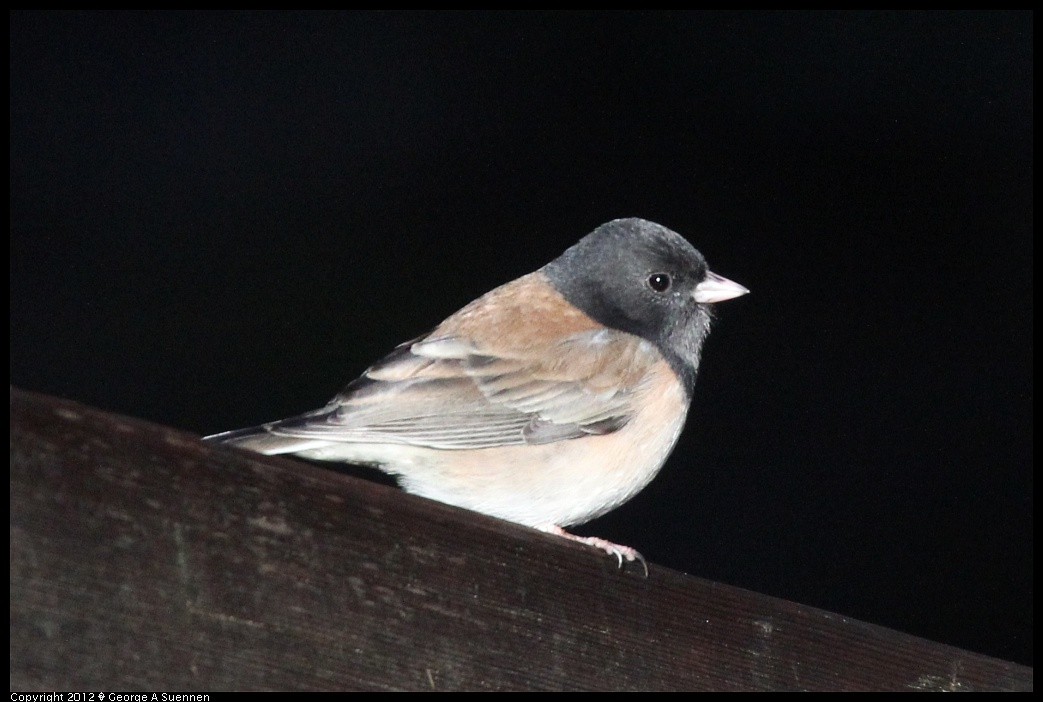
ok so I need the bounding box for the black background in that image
[10,12,1032,666]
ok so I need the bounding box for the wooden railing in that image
[10,388,1032,691]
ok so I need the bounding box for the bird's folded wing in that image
[263,330,659,449]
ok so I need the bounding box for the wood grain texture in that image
[10,388,1032,691]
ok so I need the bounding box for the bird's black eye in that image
[647,273,672,293]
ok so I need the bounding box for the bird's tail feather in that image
[204,425,330,456]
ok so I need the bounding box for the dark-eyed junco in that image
[206,218,748,572]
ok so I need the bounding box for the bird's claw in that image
[540,526,649,577]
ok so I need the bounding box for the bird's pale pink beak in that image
[693,271,750,303]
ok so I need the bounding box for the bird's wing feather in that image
[263,329,660,449]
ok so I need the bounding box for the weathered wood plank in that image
[10,388,1032,691]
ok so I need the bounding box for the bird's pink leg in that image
[538,525,648,577]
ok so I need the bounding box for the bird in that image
[206,218,748,573]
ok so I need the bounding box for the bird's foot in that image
[539,525,648,577]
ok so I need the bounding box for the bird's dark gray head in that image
[543,218,746,393]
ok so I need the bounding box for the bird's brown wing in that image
[265,326,661,449]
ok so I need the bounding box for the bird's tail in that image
[204,425,331,456]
